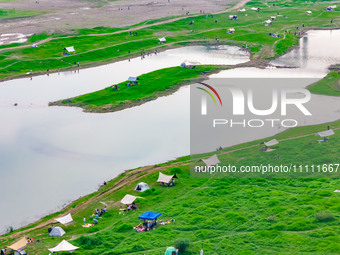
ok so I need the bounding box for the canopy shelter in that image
[239,8,246,12]
[264,139,279,147]
[157,172,174,184]
[306,10,312,14]
[159,37,166,42]
[201,154,220,167]
[228,28,235,33]
[165,247,177,255]
[317,129,335,137]
[327,5,337,11]
[121,194,138,205]
[264,19,272,24]
[49,226,66,237]
[180,60,201,68]
[7,238,27,252]
[135,182,150,192]
[128,76,138,82]
[251,7,259,11]
[55,213,73,225]
[138,212,162,220]
[270,16,276,20]
[48,240,79,253]
[64,46,75,53]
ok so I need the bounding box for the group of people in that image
[134,219,157,232]
[127,202,138,211]
[94,207,107,217]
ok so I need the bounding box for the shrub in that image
[76,236,103,249]
[171,168,182,175]
[315,211,334,222]
[115,223,133,232]
[175,239,190,253]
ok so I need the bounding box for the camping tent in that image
[64,46,75,53]
[48,240,79,253]
[251,7,259,11]
[239,8,246,12]
[138,212,162,220]
[135,182,150,192]
[264,19,272,24]
[121,194,138,205]
[7,238,27,252]
[201,154,220,167]
[165,247,177,255]
[317,129,335,137]
[157,172,174,184]
[159,37,166,42]
[55,213,73,225]
[306,10,312,14]
[49,227,66,237]
[128,76,138,82]
[228,28,235,33]
[264,139,279,147]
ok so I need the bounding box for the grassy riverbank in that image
[0,0,339,80]
[50,65,226,112]
[308,65,340,96]
[0,8,42,19]
[1,120,340,254]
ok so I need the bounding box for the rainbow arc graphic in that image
[197,82,222,115]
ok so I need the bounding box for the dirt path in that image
[2,123,338,241]
[0,0,252,53]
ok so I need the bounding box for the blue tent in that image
[138,212,162,220]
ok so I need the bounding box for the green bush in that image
[315,211,334,222]
[175,239,190,253]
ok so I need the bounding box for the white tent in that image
[48,240,79,253]
[49,226,66,237]
[306,10,312,14]
[328,5,337,9]
[121,194,138,205]
[201,154,220,167]
[264,19,272,24]
[64,46,75,52]
[157,172,174,184]
[55,213,73,225]
[270,16,276,20]
[317,129,335,137]
[239,8,246,12]
[264,139,279,147]
[228,28,235,32]
[158,37,166,42]
[135,182,150,192]
[251,7,259,11]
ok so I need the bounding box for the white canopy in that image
[264,139,279,147]
[264,19,272,24]
[48,240,79,253]
[49,226,66,237]
[271,16,276,19]
[8,238,27,251]
[158,37,166,42]
[135,182,150,192]
[201,154,220,167]
[239,8,246,12]
[251,7,259,10]
[317,129,335,137]
[157,172,174,184]
[228,28,235,32]
[64,46,75,52]
[121,194,138,205]
[306,10,312,14]
[328,5,337,9]
[55,213,73,225]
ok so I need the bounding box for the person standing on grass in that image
[83,216,86,225]
[200,249,204,255]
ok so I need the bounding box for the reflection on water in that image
[0,45,248,233]
[0,30,339,234]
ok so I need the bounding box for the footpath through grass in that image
[0,0,339,80]
[1,120,340,254]
[51,65,224,112]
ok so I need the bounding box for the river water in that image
[0,30,339,234]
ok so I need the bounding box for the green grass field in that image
[0,0,339,80]
[1,120,339,254]
[0,8,42,19]
[308,65,340,96]
[53,65,224,112]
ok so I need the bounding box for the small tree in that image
[175,239,190,253]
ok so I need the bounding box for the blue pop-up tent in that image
[138,212,162,220]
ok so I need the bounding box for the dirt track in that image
[0,0,241,35]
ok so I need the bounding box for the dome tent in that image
[49,226,66,237]
[134,182,150,192]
